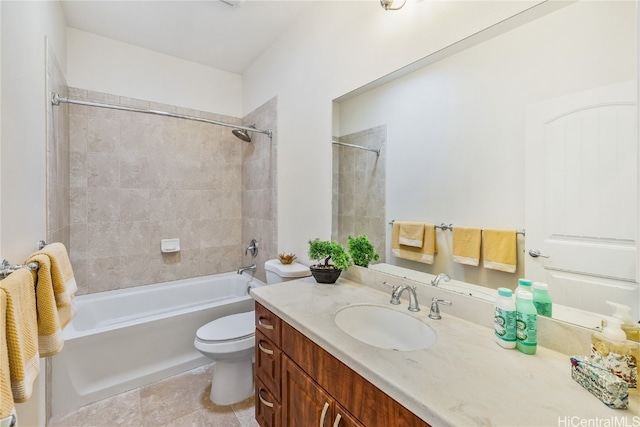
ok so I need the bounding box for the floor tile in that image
[48,364,259,427]
[49,389,143,427]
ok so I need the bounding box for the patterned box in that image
[570,356,628,409]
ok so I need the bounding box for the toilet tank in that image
[264,259,311,284]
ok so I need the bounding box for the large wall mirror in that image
[332,0,638,328]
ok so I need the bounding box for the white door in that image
[525,80,638,319]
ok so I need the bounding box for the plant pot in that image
[309,265,342,284]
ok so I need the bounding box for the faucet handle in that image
[429,297,452,320]
[384,281,402,305]
[245,239,259,258]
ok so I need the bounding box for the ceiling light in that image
[380,0,407,11]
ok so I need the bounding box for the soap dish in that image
[161,238,181,253]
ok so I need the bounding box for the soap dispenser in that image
[591,317,639,389]
[607,301,640,343]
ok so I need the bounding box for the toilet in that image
[194,259,311,405]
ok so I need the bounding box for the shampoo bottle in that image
[516,278,532,302]
[532,282,552,317]
[515,290,537,355]
[607,301,640,343]
[591,317,639,389]
[494,288,516,349]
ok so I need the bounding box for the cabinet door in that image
[256,303,281,345]
[256,376,281,427]
[256,329,281,400]
[282,357,334,427]
[332,404,364,427]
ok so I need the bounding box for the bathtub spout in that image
[237,263,257,275]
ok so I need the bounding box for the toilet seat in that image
[196,311,255,343]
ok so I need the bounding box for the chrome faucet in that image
[429,297,452,320]
[387,282,420,312]
[237,263,257,275]
[430,273,451,287]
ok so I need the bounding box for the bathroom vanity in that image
[254,302,428,427]
[252,276,640,426]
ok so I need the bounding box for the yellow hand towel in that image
[452,227,482,266]
[26,255,66,357]
[30,242,77,307]
[398,222,425,248]
[0,289,16,422]
[482,229,517,273]
[0,269,39,403]
[392,222,437,264]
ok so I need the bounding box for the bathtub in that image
[51,272,265,417]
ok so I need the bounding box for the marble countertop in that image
[251,276,640,427]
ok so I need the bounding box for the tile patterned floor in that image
[49,363,260,427]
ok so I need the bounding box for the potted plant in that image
[308,239,353,284]
[347,234,380,268]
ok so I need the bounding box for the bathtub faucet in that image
[237,263,257,275]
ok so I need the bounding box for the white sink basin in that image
[334,304,436,351]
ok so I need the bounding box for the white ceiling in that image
[61,0,318,74]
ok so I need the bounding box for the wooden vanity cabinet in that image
[256,376,281,427]
[255,304,282,427]
[254,302,430,427]
[282,356,363,427]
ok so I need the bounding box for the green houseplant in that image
[347,234,380,268]
[308,239,353,284]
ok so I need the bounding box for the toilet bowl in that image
[194,311,255,405]
[194,260,310,405]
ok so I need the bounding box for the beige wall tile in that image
[68,89,276,292]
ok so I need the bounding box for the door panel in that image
[282,357,333,427]
[525,80,638,317]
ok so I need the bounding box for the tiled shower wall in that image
[241,98,277,282]
[46,40,70,248]
[332,125,386,262]
[68,88,276,294]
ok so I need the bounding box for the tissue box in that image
[570,356,628,409]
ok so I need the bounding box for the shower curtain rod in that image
[50,92,272,139]
[332,140,380,156]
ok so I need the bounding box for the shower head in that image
[232,125,255,142]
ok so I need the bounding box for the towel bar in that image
[437,223,453,231]
[0,414,16,427]
[0,240,47,278]
[0,259,39,278]
[388,220,525,236]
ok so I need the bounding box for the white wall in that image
[1,2,67,425]
[1,1,66,260]
[66,28,243,117]
[242,0,543,264]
